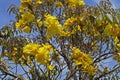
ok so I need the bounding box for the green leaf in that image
[116,14,120,20]
[106,13,113,23]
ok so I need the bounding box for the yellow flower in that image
[35,0,42,5]
[77,25,81,31]
[23,43,40,55]
[118,53,120,56]
[20,0,31,3]
[20,0,32,10]
[117,43,120,47]
[13,47,17,51]
[47,65,54,71]
[82,65,95,76]
[15,19,25,29]
[23,26,31,33]
[114,37,119,45]
[44,14,63,39]
[45,14,59,28]
[104,23,120,37]
[55,1,63,8]
[59,30,67,36]
[63,17,77,28]
[35,47,51,65]
[35,44,53,65]
[19,6,26,13]
[62,17,77,36]
[37,19,42,27]
[20,0,32,5]
[21,12,35,23]
[42,43,53,51]
[78,0,85,6]
[67,0,85,7]
[23,43,53,65]
[71,47,95,75]
[12,47,18,56]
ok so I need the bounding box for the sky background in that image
[0,0,120,27]
[0,0,20,27]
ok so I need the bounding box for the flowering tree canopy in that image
[0,0,120,80]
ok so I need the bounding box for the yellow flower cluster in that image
[104,24,120,38]
[16,0,42,33]
[67,0,85,7]
[63,17,82,36]
[4,47,33,66]
[44,15,87,38]
[21,12,35,23]
[20,0,42,13]
[35,44,53,65]
[23,43,40,56]
[63,17,77,28]
[20,0,32,13]
[44,14,65,39]
[15,19,24,29]
[16,12,35,27]
[71,47,95,75]
[23,43,53,65]
[15,11,35,33]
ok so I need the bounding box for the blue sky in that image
[85,0,120,8]
[0,0,120,27]
[0,0,20,27]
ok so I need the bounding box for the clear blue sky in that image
[0,0,120,27]
[0,0,20,27]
